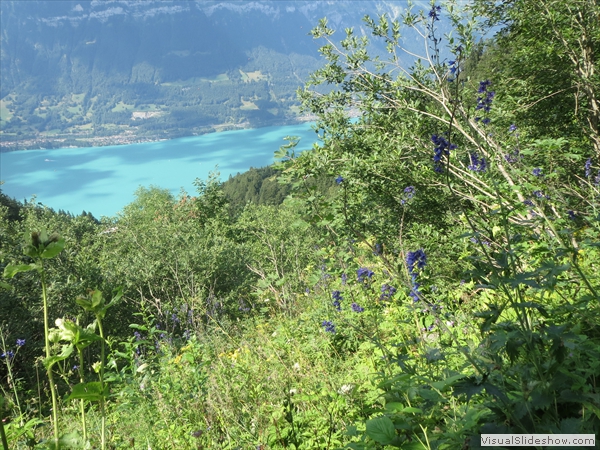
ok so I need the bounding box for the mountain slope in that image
[0,1,428,149]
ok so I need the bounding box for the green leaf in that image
[91,290,104,309]
[401,407,423,414]
[417,388,442,402]
[66,382,107,402]
[365,416,396,444]
[55,318,102,348]
[75,298,93,311]
[453,377,485,402]
[58,431,84,447]
[385,402,404,413]
[401,443,428,450]
[41,237,65,259]
[42,431,84,449]
[431,374,465,391]
[0,281,13,290]
[43,344,74,370]
[3,264,38,278]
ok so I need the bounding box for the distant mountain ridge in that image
[0,1,431,149]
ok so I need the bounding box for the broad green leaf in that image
[42,431,84,449]
[41,237,65,259]
[384,402,404,412]
[91,290,104,309]
[55,318,102,348]
[23,244,39,259]
[66,382,107,402]
[108,286,123,306]
[453,377,485,402]
[75,298,93,311]
[3,264,38,278]
[365,416,396,444]
[417,388,442,402]
[58,431,84,447]
[43,344,74,370]
[431,374,465,391]
[401,407,423,414]
[0,281,13,290]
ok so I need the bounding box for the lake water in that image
[1,123,318,218]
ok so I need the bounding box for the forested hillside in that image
[1,1,599,449]
[0,0,419,150]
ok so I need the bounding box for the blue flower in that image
[351,302,364,313]
[470,236,491,246]
[380,284,397,300]
[509,124,517,132]
[407,250,426,301]
[406,249,427,276]
[584,158,592,178]
[532,167,543,177]
[431,134,455,172]
[477,80,491,94]
[409,283,422,302]
[505,149,521,163]
[357,267,374,282]
[567,210,577,220]
[335,176,344,184]
[332,290,343,311]
[468,152,487,172]
[447,60,458,76]
[1,350,14,359]
[321,320,336,333]
[16,339,25,347]
[429,5,441,20]
[476,81,493,122]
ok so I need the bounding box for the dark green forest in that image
[1,1,599,449]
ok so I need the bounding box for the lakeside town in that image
[0,115,318,152]
[0,129,154,152]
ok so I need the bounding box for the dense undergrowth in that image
[1,0,599,448]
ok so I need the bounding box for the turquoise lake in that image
[1,123,318,218]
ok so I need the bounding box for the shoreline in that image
[1,119,320,218]
[0,116,318,153]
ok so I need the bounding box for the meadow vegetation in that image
[1,1,599,448]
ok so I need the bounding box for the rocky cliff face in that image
[1,1,421,93]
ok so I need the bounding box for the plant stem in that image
[0,416,9,450]
[96,318,106,450]
[0,328,23,423]
[77,349,87,442]
[41,265,60,449]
